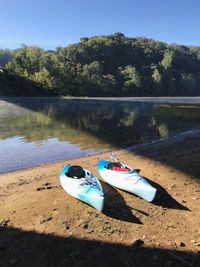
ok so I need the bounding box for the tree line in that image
[1,33,200,96]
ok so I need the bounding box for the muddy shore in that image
[0,133,200,267]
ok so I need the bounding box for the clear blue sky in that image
[1,0,200,50]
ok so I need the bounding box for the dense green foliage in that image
[1,33,200,96]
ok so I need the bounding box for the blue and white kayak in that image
[98,159,156,202]
[60,164,104,212]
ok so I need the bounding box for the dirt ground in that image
[0,133,200,267]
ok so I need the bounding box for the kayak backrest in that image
[65,165,85,179]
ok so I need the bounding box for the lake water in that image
[1,97,200,173]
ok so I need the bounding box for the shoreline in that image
[1,127,199,179]
[1,96,200,104]
[0,129,200,266]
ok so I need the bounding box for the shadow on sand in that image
[101,181,142,224]
[104,175,189,212]
[0,226,199,267]
[145,177,190,211]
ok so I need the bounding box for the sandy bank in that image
[0,134,200,266]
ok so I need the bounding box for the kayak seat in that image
[106,162,121,169]
[106,162,130,172]
[112,166,130,172]
[65,165,85,179]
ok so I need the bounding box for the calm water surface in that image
[1,98,200,173]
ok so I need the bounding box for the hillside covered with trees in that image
[1,33,200,96]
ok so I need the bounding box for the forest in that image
[1,33,200,96]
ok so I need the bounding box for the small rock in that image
[40,216,52,224]
[181,200,187,204]
[0,219,11,227]
[175,240,186,247]
[37,187,45,191]
[46,186,53,189]
[82,223,88,229]
[171,184,176,189]
[192,197,199,200]
[43,182,51,186]
[180,242,186,247]
[62,221,70,230]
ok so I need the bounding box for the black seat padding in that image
[66,165,85,178]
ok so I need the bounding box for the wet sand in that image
[0,133,200,266]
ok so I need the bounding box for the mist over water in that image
[1,98,200,173]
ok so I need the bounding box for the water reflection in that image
[0,99,200,172]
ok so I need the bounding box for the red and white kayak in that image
[98,159,157,202]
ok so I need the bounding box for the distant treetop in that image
[1,34,200,96]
